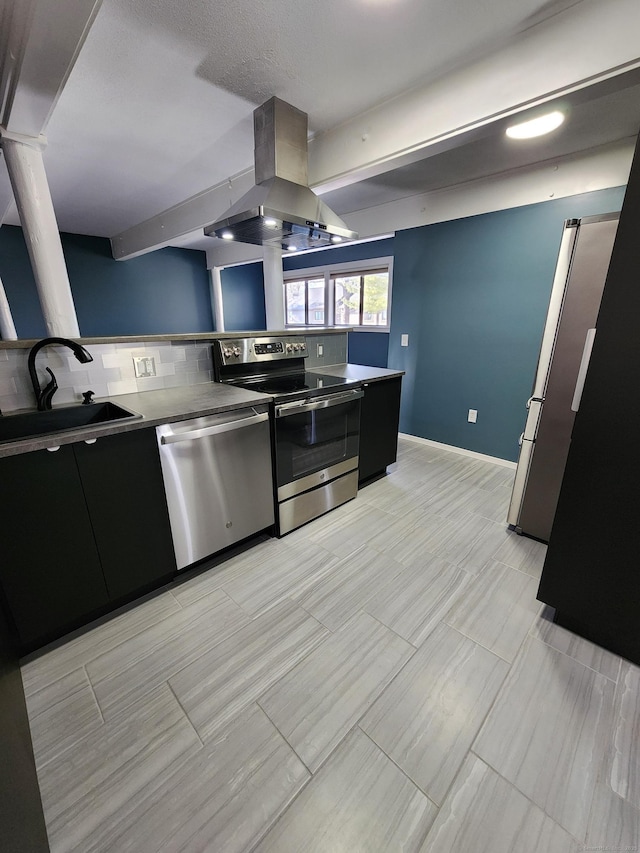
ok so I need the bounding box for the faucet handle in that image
[82,390,95,405]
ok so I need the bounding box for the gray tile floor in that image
[21,437,640,852]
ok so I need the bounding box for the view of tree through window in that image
[334,271,388,326]
[284,262,391,329]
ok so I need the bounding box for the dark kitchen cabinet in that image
[358,376,402,484]
[0,444,110,648]
[537,135,640,665]
[74,429,175,600]
[0,592,50,852]
[0,427,176,651]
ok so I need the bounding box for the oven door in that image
[274,388,363,500]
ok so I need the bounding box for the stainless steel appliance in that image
[507,213,619,541]
[156,405,274,570]
[213,336,363,535]
[204,97,357,251]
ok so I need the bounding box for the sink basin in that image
[0,402,142,444]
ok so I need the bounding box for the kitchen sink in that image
[0,402,142,443]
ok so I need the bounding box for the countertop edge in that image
[0,327,353,350]
[0,386,272,458]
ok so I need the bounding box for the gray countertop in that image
[0,363,403,458]
[311,364,404,383]
[0,383,271,458]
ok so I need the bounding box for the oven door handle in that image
[275,388,363,418]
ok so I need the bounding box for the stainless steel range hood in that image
[204,98,357,251]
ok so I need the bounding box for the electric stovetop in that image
[235,371,353,397]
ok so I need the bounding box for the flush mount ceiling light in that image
[506,110,565,139]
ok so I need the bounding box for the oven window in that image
[289,411,347,478]
[275,398,360,485]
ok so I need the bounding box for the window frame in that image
[283,256,393,332]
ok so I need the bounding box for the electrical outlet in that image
[468,409,478,423]
[317,344,323,357]
[133,356,156,378]
[401,334,409,347]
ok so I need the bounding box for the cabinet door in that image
[0,595,50,852]
[0,446,109,648]
[74,428,176,601]
[358,377,402,483]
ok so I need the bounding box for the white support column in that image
[0,276,18,340]
[263,244,285,331]
[1,132,80,338]
[209,267,225,332]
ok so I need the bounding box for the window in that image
[284,257,392,330]
[285,278,325,325]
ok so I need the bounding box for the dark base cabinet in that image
[74,430,176,601]
[0,427,176,653]
[358,377,402,484]
[0,596,50,852]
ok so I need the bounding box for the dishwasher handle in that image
[160,410,269,444]
[275,388,364,418]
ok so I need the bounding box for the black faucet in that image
[28,337,93,411]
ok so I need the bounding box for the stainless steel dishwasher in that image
[156,404,274,570]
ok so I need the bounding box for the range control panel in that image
[215,336,307,366]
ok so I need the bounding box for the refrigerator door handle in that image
[526,396,544,409]
[522,398,543,442]
[571,328,597,412]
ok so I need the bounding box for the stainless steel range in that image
[213,336,362,535]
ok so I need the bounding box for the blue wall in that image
[389,187,627,461]
[348,331,389,368]
[0,226,213,338]
[220,262,266,330]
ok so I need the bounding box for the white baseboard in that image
[398,433,517,469]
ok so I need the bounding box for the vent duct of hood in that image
[204,97,358,251]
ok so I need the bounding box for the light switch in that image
[468,409,478,423]
[401,334,409,347]
[317,344,324,357]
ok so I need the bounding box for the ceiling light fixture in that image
[506,110,565,139]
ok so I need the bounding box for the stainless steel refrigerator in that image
[507,213,619,542]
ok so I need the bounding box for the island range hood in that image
[204,97,357,251]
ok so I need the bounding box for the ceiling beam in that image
[0,0,103,223]
[308,0,640,193]
[1,0,103,136]
[111,0,640,262]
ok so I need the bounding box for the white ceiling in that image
[1,0,639,258]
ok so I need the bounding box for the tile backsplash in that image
[0,340,214,413]
[0,332,348,413]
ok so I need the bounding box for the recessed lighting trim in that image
[506,110,565,140]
